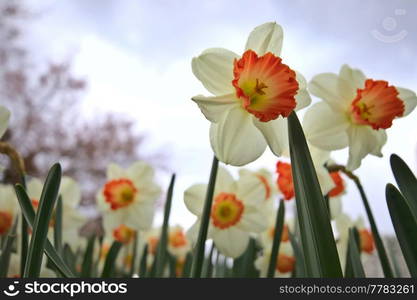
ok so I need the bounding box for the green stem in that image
[191,156,219,278]
[327,164,394,278]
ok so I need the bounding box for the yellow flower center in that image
[211,193,244,229]
[103,178,138,210]
[113,224,135,244]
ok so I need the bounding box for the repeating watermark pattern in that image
[371,9,408,43]
[2,281,127,298]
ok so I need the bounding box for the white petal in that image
[191,94,238,123]
[370,130,387,157]
[245,22,283,56]
[253,116,288,157]
[310,145,331,165]
[192,48,238,96]
[303,102,350,150]
[213,227,250,258]
[185,221,200,247]
[209,106,267,166]
[338,64,366,100]
[309,73,353,111]
[106,163,125,179]
[238,207,268,233]
[294,71,311,111]
[0,106,10,138]
[184,184,207,217]
[346,126,387,171]
[397,87,417,117]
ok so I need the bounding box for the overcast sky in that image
[24,0,417,233]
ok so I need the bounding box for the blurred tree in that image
[0,1,166,206]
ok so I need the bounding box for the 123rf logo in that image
[3,281,128,297]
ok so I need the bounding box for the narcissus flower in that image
[304,64,417,170]
[0,184,18,236]
[0,105,10,139]
[185,167,268,258]
[192,22,311,166]
[97,161,161,231]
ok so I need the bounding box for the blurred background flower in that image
[0,0,416,242]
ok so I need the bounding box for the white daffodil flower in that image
[192,22,311,166]
[184,167,268,258]
[238,168,276,214]
[335,213,375,270]
[304,64,417,170]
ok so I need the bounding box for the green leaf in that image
[289,231,306,278]
[288,112,342,277]
[24,163,62,278]
[53,195,63,255]
[390,154,417,222]
[345,228,366,278]
[101,241,122,278]
[154,174,176,277]
[0,216,18,277]
[63,244,78,275]
[267,199,285,278]
[81,236,96,277]
[14,184,75,277]
[191,156,219,278]
[386,183,417,277]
